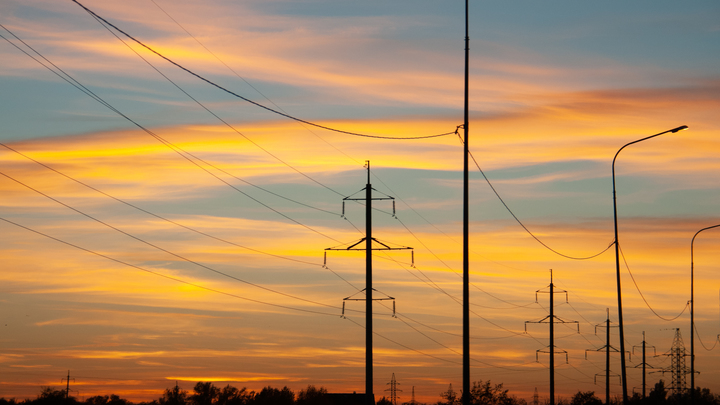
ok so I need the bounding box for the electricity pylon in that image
[61,370,75,401]
[659,328,691,395]
[632,331,656,398]
[324,161,412,405]
[385,373,402,405]
[585,309,622,405]
[525,270,579,405]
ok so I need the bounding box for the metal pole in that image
[366,161,373,405]
[611,125,687,405]
[550,278,555,405]
[606,310,610,405]
[462,0,470,404]
[642,331,647,399]
[690,223,720,405]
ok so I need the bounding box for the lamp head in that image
[671,125,688,133]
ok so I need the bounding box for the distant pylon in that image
[533,388,539,405]
[659,328,691,395]
[525,270,579,405]
[585,308,622,405]
[385,373,402,405]
[632,331,656,398]
[61,370,75,401]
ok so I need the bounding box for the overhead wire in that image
[146,0,367,169]
[0,142,325,268]
[0,216,339,317]
[70,0,456,141]
[0,169,352,313]
[464,141,615,261]
[693,323,719,351]
[0,23,345,245]
[619,245,689,322]
[89,13,346,200]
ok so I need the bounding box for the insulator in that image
[341,301,345,318]
[323,251,327,267]
[392,301,396,317]
[392,201,396,217]
[411,250,414,267]
[342,201,345,218]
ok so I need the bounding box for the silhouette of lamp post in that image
[612,125,688,405]
[690,223,720,404]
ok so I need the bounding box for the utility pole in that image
[585,309,621,405]
[659,328,691,396]
[632,331,656,399]
[462,0,471,404]
[61,370,74,402]
[385,373,401,405]
[525,270,578,405]
[325,161,412,405]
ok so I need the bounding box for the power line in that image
[0,24,345,244]
[89,13,346,199]
[0,216,339,317]
[465,143,614,261]
[146,0,367,169]
[618,245,689,322]
[0,142,324,268]
[694,323,719,351]
[0,169,352,313]
[70,0,457,141]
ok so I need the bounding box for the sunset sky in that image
[1,1,720,403]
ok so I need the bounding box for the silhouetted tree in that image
[159,385,188,405]
[570,391,602,405]
[647,381,668,405]
[86,395,128,405]
[190,383,219,405]
[35,387,74,405]
[250,386,293,405]
[376,397,392,405]
[439,384,459,405]
[469,381,514,405]
[296,386,329,405]
[216,386,253,405]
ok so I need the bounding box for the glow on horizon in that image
[1,0,720,403]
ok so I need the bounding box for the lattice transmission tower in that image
[385,373,402,405]
[659,328,691,395]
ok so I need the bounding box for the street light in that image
[691,224,720,405]
[612,124,688,405]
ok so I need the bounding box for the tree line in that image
[1,380,719,405]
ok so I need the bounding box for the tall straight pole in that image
[549,280,555,405]
[462,0,470,404]
[365,162,373,405]
[642,332,647,399]
[606,311,611,405]
[611,177,628,405]
[611,125,687,405]
[690,223,720,405]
